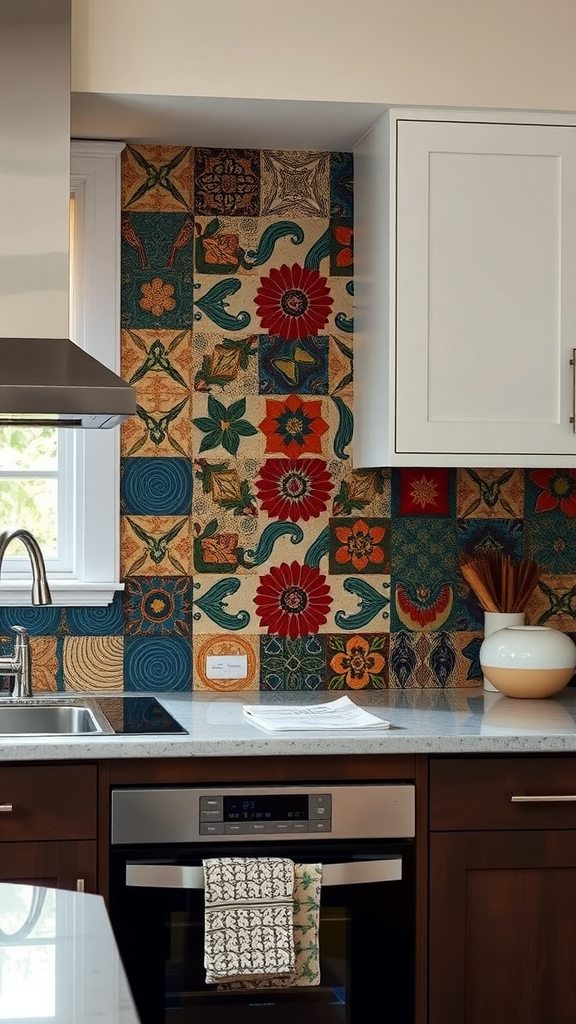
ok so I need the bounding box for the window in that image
[0,141,126,607]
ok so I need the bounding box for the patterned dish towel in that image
[203,857,295,984]
[220,862,323,989]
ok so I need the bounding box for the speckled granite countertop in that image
[2,687,576,759]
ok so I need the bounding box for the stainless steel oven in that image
[109,783,416,1024]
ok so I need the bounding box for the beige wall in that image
[72,0,576,112]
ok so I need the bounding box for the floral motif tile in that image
[260,634,327,690]
[524,515,576,575]
[194,149,260,216]
[123,576,193,636]
[329,219,354,277]
[525,468,576,517]
[260,151,330,218]
[326,633,388,690]
[456,518,524,562]
[392,580,456,633]
[121,212,194,330]
[329,517,390,575]
[456,468,524,518]
[122,145,193,212]
[193,633,259,691]
[193,575,259,635]
[123,635,192,691]
[391,518,458,583]
[191,331,259,405]
[63,636,124,691]
[332,468,391,518]
[121,515,192,576]
[393,468,454,517]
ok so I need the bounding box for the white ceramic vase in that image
[482,612,525,691]
[480,624,576,699]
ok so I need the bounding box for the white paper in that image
[242,695,390,732]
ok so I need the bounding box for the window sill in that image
[0,582,124,607]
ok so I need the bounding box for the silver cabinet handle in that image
[511,794,576,803]
[76,878,85,893]
[0,803,13,812]
[126,858,402,890]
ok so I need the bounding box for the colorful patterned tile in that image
[121,457,192,516]
[260,151,330,218]
[194,148,260,216]
[191,331,259,402]
[64,593,124,636]
[254,260,335,341]
[456,468,524,518]
[254,456,335,525]
[122,328,192,395]
[194,455,259,520]
[256,393,331,459]
[329,219,354,276]
[28,637,59,692]
[124,576,193,636]
[525,468,576,516]
[457,631,483,685]
[193,633,259,691]
[330,152,354,219]
[524,573,576,630]
[328,574,391,635]
[258,334,329,395]
[524,515,576,575]
[329,517,390,575]
[194,216,262,276]
[121,514,192,576]
[121,212,193,330]
[393,468,455,517]
[328,333,353,400]
[325,276,354,338]
[326,633,388,690]
[388,631,466,689]
[193,273,260,337]
[391,580,457,633]
[123,635,192,691]
[0,605,63,636]
[192,574,258,635]
[391,518,458,583]
[260,634,327,690]
[63,636,124,691]
[456,518,524,561]
[332,469,391,518]
[121,145,193,212]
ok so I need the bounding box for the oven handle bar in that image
[125,858,402,890]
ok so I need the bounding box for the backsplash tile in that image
[4,143,576,692]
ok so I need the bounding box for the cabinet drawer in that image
[0,765,97,841]
[430,757,576,831]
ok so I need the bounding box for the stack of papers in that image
[242,695,390,732]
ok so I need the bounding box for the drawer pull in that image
[0,803,13,813]
[511,794,576,803]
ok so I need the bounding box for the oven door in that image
[109,838,415,1024]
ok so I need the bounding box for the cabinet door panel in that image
[396,119,576,459]
[429,830,576,1024]
[0,841,97,892]
[0,765,97,841]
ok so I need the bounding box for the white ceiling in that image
[70,92,390,152]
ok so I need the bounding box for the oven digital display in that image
[223,795,309,822]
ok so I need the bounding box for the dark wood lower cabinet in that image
[0,841,97,893]
[429,829,576,1024]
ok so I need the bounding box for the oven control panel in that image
[199,792,332,836]
[111,784,415,844]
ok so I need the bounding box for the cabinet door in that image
[0,841,97,893]
[429,830,576,1024]
[396,120,576,464]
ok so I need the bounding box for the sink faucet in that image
[0,529,52,698]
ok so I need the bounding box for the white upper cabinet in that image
[353,110,576,467]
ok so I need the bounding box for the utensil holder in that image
[483,611,525,690]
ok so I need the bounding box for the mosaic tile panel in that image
[14,142,576,691]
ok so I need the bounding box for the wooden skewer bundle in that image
[460,550,542,614]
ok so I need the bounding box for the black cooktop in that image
[93,696,187,735]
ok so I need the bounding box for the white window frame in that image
[0,140,126,607]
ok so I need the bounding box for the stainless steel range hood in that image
[0,0,136,428]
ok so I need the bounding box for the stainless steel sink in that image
[0,702,111,735]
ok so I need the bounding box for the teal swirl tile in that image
[121,457,192,516]
[124,635,192,691]
[66,592,124,636]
